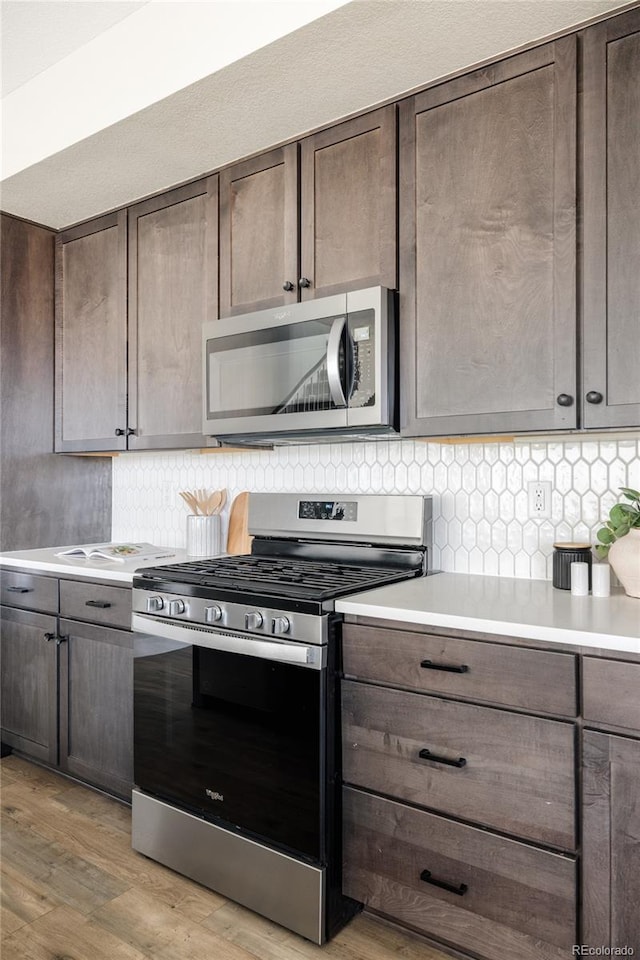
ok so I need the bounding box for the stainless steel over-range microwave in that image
[202,286,397,445]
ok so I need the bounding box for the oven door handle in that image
[132,613,325,670]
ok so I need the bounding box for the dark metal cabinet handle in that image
[282,281,294,292]
[115,428,125,436]
[556,394,574,407]
[6,586,32,594]
[44,632,56,642]
[85,600,111,608]
[419,748,466,768]
[56,635,68,646]
[586,391,603,404]
[421,659,469,674]
[420,869,468,896]
[126,427,135,436]
[298,277,312,288]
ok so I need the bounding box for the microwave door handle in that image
[327,316,347,408]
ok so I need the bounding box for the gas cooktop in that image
[133,493,432,628]
[137,554,418,603]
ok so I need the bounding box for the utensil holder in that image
[186,514,222,557]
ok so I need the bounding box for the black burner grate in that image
[142,554,413,601]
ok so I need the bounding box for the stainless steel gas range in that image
[130,493,432,944]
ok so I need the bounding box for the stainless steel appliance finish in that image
[131,494,432,944]
[132,790,325,944]
[202,286,396,444]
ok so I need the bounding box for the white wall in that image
[112,435,640,579]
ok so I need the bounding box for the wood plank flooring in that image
[0,757,451,960]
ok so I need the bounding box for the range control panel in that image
[298,499,358,522]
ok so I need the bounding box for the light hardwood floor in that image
[0,756,451,960]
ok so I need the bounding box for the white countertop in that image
[336,573,640,655]
[0,546,190,584]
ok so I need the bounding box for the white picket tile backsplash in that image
[111,436,640,581]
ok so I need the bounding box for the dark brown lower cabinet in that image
[59,619,133,799]
[0,606,58,765]
[344,787,576,960]
[0,573,134,801]
[582,731,640,952]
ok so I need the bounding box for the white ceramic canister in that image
[186,514,222,557]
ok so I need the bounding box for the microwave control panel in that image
[349,312,376,408]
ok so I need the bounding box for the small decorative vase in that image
[608,528,640,598]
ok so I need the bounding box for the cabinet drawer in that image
[342,624,577,716]
[342,680,575,849]
[583,658,640,734]
[0,570,58,613]
[343,787,576,960]
[60,580,131,630]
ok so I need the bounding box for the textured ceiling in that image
[0,0,630,229]
[0,1,148,95]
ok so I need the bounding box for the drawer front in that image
[343,787,576,960]
[60,580,131,630]
[342,624,577,716]
[583,657,640,734]
[342,680,575,850]
[0,570,58,613]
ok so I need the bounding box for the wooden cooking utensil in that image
[226,492,252,555]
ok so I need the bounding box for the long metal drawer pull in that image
[420,659,468,674]
[420,869,468,896]
[6,586,32,593]
[85,600,112,608]
[419,748,466,768]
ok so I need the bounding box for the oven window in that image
[134,641,325,862]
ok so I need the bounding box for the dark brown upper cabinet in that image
[128,176,218,449]
[219,145,298,316]
[299,107,396,300]
[582,8,640,429]
[56,178,218,453]
[219,106,396,317]
[399,37,577,438]
[55,211,127,452]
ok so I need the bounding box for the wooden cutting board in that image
[226,491,252,555]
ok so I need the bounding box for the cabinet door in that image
[128,177,218,449]
[582,8,640,428]
[55,211,127,451]
[0,606,57,764]
[400,38,577,437]
[59,618,133,799]
[300,106,396,299]
[219,145,298,316]
[583,731,640,950]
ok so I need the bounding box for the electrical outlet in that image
[528,480,552,519]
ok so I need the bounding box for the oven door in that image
[133,618,328,862]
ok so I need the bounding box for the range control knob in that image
[205,604,223,624]
[146,595,164,613]
[168,599,186,617]
[271,616,291,635]
[245,611,264,631]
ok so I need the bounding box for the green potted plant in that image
[595,487,640,598]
